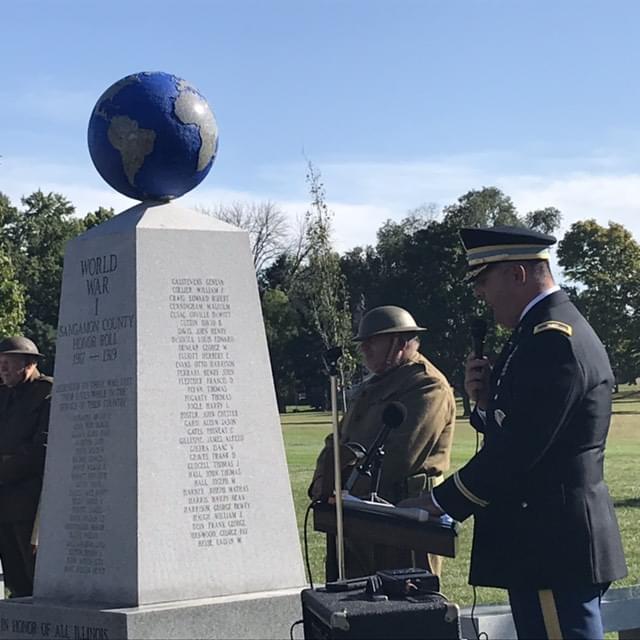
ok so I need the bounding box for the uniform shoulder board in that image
[533,320,573,337]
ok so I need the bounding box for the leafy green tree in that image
[340,245,383,319]
[525,207,562,234]
[0,251,25,336]
[340,206,440,317]
[340,187,562,414]
[1,191,83,370]
[375,205,436,263]
[442,187,520,229]
[261,288,302,412]
[0,192,18,232]
[0,192,114,372]
[82,206,115,230]
[558,219,640,384]
[259,250,327,411]
[258,252,301,295]
[0,183,26,339]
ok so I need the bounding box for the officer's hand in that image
[464,354,491,410]
[398,492,445,516]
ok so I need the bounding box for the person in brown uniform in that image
[309,306,456,580]
[0,336,52,597]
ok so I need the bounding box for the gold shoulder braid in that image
[533,320,573,337]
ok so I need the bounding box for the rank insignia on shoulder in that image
[533,320,573,336]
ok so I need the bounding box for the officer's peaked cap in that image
[0,336,44,358]
[353,305,427,342]
[460,225,557,281]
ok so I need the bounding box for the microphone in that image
[470,318,487,359]
[381,401,406,430]
[344,401,407,494]
[323,346,343,376]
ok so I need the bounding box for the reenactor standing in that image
[0,336,52,597]
[309,305,456,580]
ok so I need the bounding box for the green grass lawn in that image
[281,387,640,607]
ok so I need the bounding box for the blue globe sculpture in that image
[88,72,218,201]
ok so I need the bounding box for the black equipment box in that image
[374,567,440,596]
[301,584,461,639]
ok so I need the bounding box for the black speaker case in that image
[301,586,461,639]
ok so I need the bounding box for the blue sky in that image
[2,0,640,254]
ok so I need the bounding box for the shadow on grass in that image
[614,497,640,509]
[611,410,640,415]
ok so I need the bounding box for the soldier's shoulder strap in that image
[532,320,573,337]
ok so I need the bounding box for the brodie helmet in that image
[353,306,427,342]
[0,336,44,358]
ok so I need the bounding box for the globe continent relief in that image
[87,72,218,201]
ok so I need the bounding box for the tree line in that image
[2,175,639,411]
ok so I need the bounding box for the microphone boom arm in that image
[344,422,395,495]
[344,402,406,500]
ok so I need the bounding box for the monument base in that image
[0,587,304,639]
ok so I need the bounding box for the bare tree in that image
[199,200,290,272]
[287,213,313,281]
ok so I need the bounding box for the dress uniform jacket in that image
[310,352,456,578]
[0,373,52,523]
[434,290,627,589]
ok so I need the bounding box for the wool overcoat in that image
[0,373,52,523]
[310,352,456,578]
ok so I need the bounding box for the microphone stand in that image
[369,447,386,503]
[324,347,346,582]
[345,420,395,501]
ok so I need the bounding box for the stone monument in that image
[0,72,306,639]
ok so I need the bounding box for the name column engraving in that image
[169,277,249,548]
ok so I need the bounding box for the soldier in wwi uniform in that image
[309,305,456,580]
[0,336,52,597]
[402,227,627,639]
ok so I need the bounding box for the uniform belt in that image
[402,473,443,499]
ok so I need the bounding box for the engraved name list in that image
[169,277,250,549]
